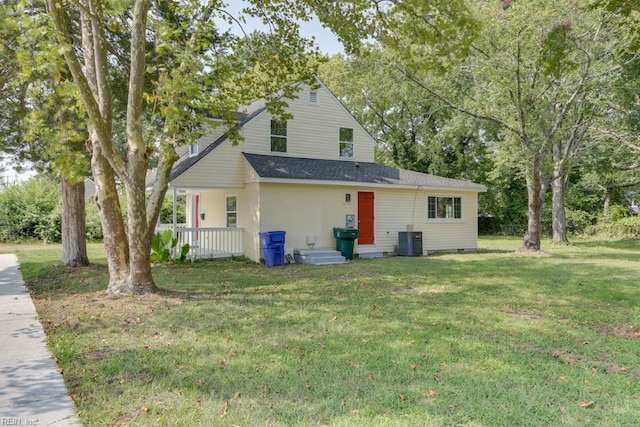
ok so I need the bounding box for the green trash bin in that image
[333,227,360,260]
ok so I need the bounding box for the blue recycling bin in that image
[260,230,286,247]
[259,231,286,267]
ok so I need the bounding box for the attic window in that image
[270,120,287,153]
[309,90,319,105]
[339,127,354,158]
[189,143,199,157]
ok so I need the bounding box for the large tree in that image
[2,1,90,266]
[391,0,633,250]
[38,0,481,294]
[43,0,322,294]
[319,50,493,185]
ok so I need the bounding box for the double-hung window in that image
[427,196,462,220]
[339,127,354,158]
[270,120,287,153]
[226,196,237,228]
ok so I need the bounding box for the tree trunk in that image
[522,155,545,251]
[551,166,570,244]
[122,163,158,294]
[90,138,130,293]
[61,178,89,267]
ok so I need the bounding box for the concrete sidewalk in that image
[0,254,82,426]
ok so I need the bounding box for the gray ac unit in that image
[398,232,423,256]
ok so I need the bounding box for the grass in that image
[11,237,640,426]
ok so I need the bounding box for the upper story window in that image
[270,120,287,153]
[339,127,354,158]
[189,143,199,157]
[427,196,462,220]
[226,195,237,227]
[309,90,319,105]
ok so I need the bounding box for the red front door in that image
[358,192,375,245]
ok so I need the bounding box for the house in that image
[165,77,487,262]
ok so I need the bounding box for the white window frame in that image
[270,119,287,153]
[339,127,354,158]
[189,143,199,157]
[427,195,463,221]
[226,195,237,228]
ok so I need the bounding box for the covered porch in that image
[159,185,247,259]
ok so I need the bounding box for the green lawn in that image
[14,237,640,426]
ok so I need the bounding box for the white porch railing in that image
[156,226,244,259]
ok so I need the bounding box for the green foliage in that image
[0,175,61,242]
[0,174,104,243]
[159,195,186,224]
[3,0,90,181]
[587,215,640,238]
[606,204,632,221]
[565,208,597,235]
[584,204,640,238]
[85,201,104,241]
[540,21,577,79]
[319,52,494,182]
[150,230,190,264]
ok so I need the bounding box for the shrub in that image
[0,175,61,242]
[150,230,190,263]
[605,204,631,222]
[0,175,107,243]
[584,204,640,238]
[85,201,104,241]
[565,208,596,235]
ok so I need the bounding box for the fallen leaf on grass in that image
[579,401,595,408]
[220,392,242,418]
[220,401,230,418]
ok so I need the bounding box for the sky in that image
[220,2,344,55]
[2,3,343,184]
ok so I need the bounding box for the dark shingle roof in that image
[242,153,486,191]
[169,106,267,182]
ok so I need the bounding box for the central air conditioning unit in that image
[398,231,423,256]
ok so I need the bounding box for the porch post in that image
[172,186,177,236]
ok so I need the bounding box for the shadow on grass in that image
[21,239,640,425]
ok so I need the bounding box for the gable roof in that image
[243,153,486,192]
[169,75,377,184]
[169,106,266,182]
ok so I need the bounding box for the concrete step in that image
[358,252,384,259]
[294,249,346,265]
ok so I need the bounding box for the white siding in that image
[373,190,418,252]
[195,184,262,261]
[241,82,375,162]
[259,183,358,253]
[170,138,245,188]
[255,183,479,258]
[175,121,228,159]
[375,189,479,253]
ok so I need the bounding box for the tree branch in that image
[593,127,640,152]
[46,1,109,146]
[395,65,521,136]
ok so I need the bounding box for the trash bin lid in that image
[333,228,359,238]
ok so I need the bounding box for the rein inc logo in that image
[1,418,39,425]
